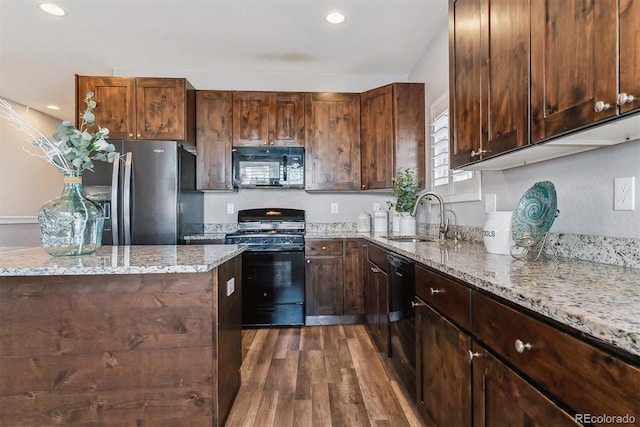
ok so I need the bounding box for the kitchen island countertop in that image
[0,244,245,276]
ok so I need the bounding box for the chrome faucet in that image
[411,190,449,240]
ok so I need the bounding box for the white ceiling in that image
[0,0,447,121]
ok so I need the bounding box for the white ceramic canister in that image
[398,212,416,236]
[483,211,515,255]
[357,212,371,232]
[373,210,388,233]
[392,211,401,234]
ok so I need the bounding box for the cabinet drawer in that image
[473,292,640,422]
[416,265,470,331]
[366,244,389,271]
[305,240,343,256]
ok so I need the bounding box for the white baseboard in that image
[0,216,39,225]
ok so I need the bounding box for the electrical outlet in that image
[331,202,339,214]
[226,278,235,297]
[226,203,235,215]
[614,177,635,210]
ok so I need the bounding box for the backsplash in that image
[203,221,639,268]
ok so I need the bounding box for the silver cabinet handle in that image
[430,288,442,295]
[471,149,487,157]
[514,339,532,353]
[128,133,134,138]
[594,100,612,112]
[306,259,310,263]
[322,246,327,250]
[371,267,381,273]
[110,152,121,245]
[617,93,636,105]
[136,133,141,138]
[411,300,426,308]
[468,350,482,362]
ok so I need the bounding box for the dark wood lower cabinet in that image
[0,257,242,426]
[364,258,389,356]
[415,299,471,427]
[472,342,580,427]
[305,239,365,325]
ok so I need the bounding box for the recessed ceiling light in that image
[46,105,60,110]
[325,11,346,25]
[37,3,66,17]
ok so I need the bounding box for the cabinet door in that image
[530,0,617,142]
[344,239,364,315]
[136,78,189,140]
[415,300,471,427]
[364,259,379,331]
[269,92,305,146]
[481,0,530,158]
[233,91,269,146]
[472,343,580,427]
[449,0,483,168]
[196,91,233,190]
[393,83,426,189]
[216,256,243,425]
[304,92,361,191]
[619,0,640,115]
[76,75,135,140]
[361,85,394,190]
[305,255,344,316]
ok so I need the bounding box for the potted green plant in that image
[387,168,420,235]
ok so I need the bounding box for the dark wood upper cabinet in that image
[76,75,195,144]
[196,90,233,191]
[530,0,617,142]
[449,0,483,168]
[232,91,304,147]
[360,83,425,190]
[304,92,361,191]
[449,0,529,169]
[619,0,640,115]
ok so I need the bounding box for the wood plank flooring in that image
[225,325,425,427]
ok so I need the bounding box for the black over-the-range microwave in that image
[232,146,304,189]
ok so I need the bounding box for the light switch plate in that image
[331,202,339,214]
[485,193,497,213]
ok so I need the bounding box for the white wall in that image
[408,27,640,239]
[0,98,62,246]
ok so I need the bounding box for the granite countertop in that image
[0,244,245,276]
[362,234,640,359]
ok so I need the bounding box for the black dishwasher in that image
[388,253,416,399]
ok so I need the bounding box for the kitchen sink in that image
[385,235,437,243]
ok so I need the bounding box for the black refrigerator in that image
[83,140,203,245]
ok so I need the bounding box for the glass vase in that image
[38,172,104,256]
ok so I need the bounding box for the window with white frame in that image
[429,92,482,203]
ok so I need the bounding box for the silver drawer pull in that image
[430,288,442,295]
[514,339,532,353]
[471,149,487,157]
[322,246,327,250]
[371,267,381,273]
[617,93,636,105]
[411,300,426,308]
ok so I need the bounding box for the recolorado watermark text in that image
[574,413,636,424]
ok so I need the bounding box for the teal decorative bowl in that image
[511,181,558,247]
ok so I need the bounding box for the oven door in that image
[241,250,305,326]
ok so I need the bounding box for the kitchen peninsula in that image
[0,245,244,426]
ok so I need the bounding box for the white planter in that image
[398,212,416,236]
[483,211,515,255]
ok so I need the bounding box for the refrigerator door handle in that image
[110,153,120,246]
[123,151,133,246]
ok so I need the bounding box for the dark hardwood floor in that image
[225,325,424,427]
